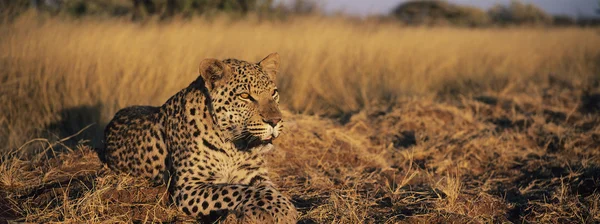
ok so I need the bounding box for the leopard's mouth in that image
[263,138,273,145]
[234,135,273,150]
[246,138,272,149]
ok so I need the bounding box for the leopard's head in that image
[198,53,282,149]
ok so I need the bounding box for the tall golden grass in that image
[1,12,600,223]
[1,12,599,153]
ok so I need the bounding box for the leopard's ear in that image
[199,58,231,90]
[258,53,280,80]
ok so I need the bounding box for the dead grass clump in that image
[0,143,184,223]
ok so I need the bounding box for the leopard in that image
[99,53,297,223]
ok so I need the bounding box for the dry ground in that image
[1,13,600,223]
[2,85,600,223]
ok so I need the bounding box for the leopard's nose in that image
[263,118,281,127]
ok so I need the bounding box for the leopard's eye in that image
[272,89,278,96]
[239,93,256,101]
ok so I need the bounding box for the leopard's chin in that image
[247,138,272,148]
[233,136,273,151]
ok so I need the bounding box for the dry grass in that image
[1,12,599,223]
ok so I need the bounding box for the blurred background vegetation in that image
[2,0,599,26]
[0,0,599,154]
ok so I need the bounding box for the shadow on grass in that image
[44,103,107,151]
[489,155,600,223]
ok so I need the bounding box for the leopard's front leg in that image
[173,182,297,223]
